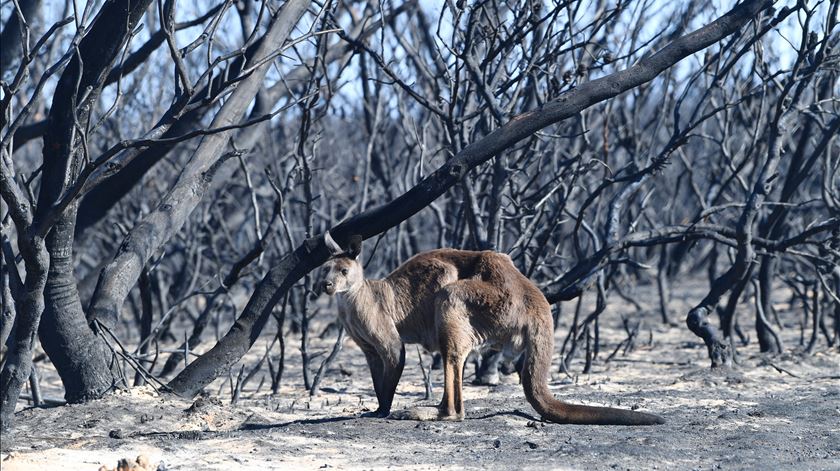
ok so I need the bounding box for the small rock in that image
[526,441,539,449]
[101,454,153,471]
[493,439,501,448]
[82,418,100,428]
[717,410,738,420]
[186,396,222,413]
[108,429,124,439]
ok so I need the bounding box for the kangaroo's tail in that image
[521,315,665,426]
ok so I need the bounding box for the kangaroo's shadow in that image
[137,410,535,441]
[237,415,357,432]
[241,409,536,432]
[471,409,539,421]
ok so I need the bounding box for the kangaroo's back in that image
[384,249,493,349]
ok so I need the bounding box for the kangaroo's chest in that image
[337,298,384,346]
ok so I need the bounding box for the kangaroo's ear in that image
[347,235,363,260]
[324,231,344,256]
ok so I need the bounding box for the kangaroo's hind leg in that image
[388,283,476,421]
[473,349,503,385]
[435,282,485,420]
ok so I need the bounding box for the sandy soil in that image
[2,283,839,470]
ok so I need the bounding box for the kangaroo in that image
[321,234,664,425]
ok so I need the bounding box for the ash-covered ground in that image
[2,283,839,470]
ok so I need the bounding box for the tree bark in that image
[39,209,116,401]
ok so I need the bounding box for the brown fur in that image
[322,247,664,425]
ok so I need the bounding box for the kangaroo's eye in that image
[340,268,349,276]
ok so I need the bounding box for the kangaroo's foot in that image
[472,371,499,386]
[360,408,390,418]
[500,359,519,375]
[388,406,464,421]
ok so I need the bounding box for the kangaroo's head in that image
[322,233,363,296]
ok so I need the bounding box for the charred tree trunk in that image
[134,267,154,386]
[39,210,117,401]
[755,259,783,353]
[656,245,672,324]
[0,235,47,432]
